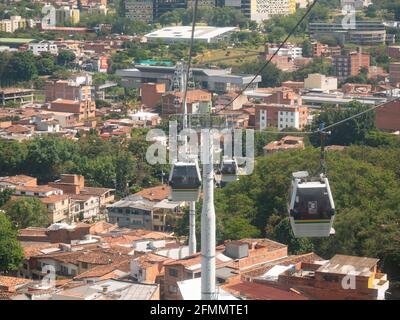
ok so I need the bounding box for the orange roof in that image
[39,194,69,204]
[0,276,32,289]
[51,99,81,105]
[133,185,171,202]
[74,259,130,280]
[15,185,60,193]
[4,125,31,134]
[223,281,309,300]
[0,175,36,186]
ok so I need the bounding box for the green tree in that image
[310,101,376,146]
[7,51,38,83]
[0,212,24,272]
[223,217,261,240]
[2,197,49,229]
[302,39,313,58]
[0,189,13,207]
[57,50,76,67]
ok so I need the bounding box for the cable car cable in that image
[221,0,321,110]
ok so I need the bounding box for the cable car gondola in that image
[168,161,202,202]
[288,171,335,238]
[220,157,239,185]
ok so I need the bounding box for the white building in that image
[145,26,238,44]
[268,45,303,59]
[28,42,59,56]
[304,73,338,92]
[125,0,154,23]
[225,0,296,22]
[341,0,372,10]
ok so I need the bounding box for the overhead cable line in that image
[223,0,321,109]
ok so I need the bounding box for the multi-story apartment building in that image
[28,42,59,56]
[332,50,370,81]
[125,0,155,23]
[56,6,80,26]
[266,43,303,59]
[341,0,372,10]
[161,89,212,117]
[309,21,386,45]
[246,103,309,130]
[389,62,400,85]
[0,16,35,33]
[49,99,96,120]
[224,0,296,22]
[45,80,92,103]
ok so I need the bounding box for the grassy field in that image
[194,46,263,67]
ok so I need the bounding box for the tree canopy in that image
[0,212,24,273]
[2,197,49,229]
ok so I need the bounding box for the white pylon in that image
[201,130,216,300]
[173,61,197,256]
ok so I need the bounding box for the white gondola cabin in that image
[288,171,335,238]
[168,162,202,201]
[220,157,239,184]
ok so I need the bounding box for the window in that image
[322,274,339,283]
[168,285,177,293]
[81,262,88,269]
[168,268,178,277]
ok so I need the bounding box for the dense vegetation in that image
[214,146,400,280]
[0,132,168,198]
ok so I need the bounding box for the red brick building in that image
[376,99,400,132]
[161,89,212,117]
[141,83,166,109]
[50,99,96,120]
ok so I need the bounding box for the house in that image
[50,279,159,300]
[263,136,305,155]
[49,99,96,121]
[39,194,71,224]
[161,89,212,117]
[0,175,37,191]
[275,254,389,300]
[0,276,32,293]
[49,174,115,209]
[163,239,289,300]
[107,185,185,231]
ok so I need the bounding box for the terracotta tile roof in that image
[0,276,32,289]
[0,175,36,186]
[74,259,131,280]
[133,185,171,202]
[4,125,31,134]
[165,249,227,269]
[20,241,61,258]
[223,281,310,300]
[51,99,81,105]
[77,251,127,265]
[18,227,48,238]
[81,187,115,196]
[69,194,96,201]
[241,252,323,278]
[135,253,172,269]
[15,185,60,193]
[39,194,69,204]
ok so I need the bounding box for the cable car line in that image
[221,0,321,110]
